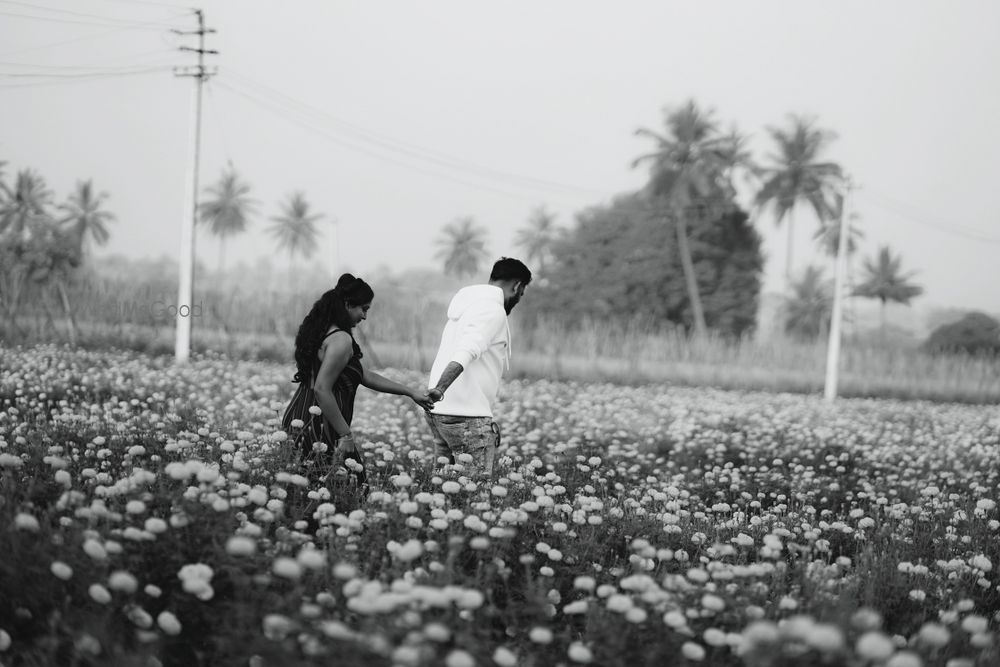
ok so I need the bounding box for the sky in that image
[2,0,999,313]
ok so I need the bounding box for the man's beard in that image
[504,295,520,314]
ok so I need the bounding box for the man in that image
[424,257,532,476]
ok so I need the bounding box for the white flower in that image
[960,615,988,634]
[226,536,256,557]
[529,627,553,644]
[308,405,322,415]
[856,632,895,662]
[88,584,112,604]
[262,614,295,641]
[297,549,326,570]
[701,594,725,612]
[108,570,139,593]
[492,647,517,667]
[806,624,844,653]
[423,622,451,642]
[916,622,950,648]
[885,651,923,667]
[568,641,593,663]
[395,539,423,562]
[606,594,633,613]
[272,557,302,580]
[14,513,39,532]
[681,642,705,661]
[444,649,475,667]
[50,561,73,580]
[0,629,11,651]
[157,611,182,636]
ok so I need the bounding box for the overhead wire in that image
[856,187,1000,245]
[0,0,183,26]
[221,68,612,198]
[0,65,171,88]
[213,76,603,206]
[0,7,186,29]
[0,8,191,58]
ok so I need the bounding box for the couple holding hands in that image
[281,257,532,486]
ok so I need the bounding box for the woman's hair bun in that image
[335,273,357,291]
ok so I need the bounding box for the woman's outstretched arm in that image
[362,369,436,410]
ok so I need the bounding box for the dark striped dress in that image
[282,328,367,485]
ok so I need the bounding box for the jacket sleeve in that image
[450,301,507,369]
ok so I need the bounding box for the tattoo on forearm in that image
[435,362,464,394]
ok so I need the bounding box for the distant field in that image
[3,308,999,404]
[1,344,998,666]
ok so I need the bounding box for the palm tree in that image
[58,180,115,259]
[435,216,489,278]
[0,159,10,201]
[0,169,54,242]
[199,168,256,277]
[853,245,923,340]
[514,206,558,274]
[633,100,749,338]
[783,265,832,340]
[267,192,323,289]
[756,115,843,282]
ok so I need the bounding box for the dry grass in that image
[4,274,998,404]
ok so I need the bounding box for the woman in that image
[282,273,434,487]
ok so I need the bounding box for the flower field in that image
[1,345,998,667]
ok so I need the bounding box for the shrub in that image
[923,311,1000,356]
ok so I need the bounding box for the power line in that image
[0,7,183,29]
[213,77,598,205]
[92,0,188,9]
[0,0,183,26]
[0,65,169,88]
[205,81,236,169]
[0,48,179,70]
[0,14,188,58]
[858,188,1000,245]
[222,68,612,198]
[0,65,173,77]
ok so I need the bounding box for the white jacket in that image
[428,284,510,418]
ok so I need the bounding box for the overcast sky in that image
[2,0,998,312]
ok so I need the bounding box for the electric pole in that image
[173,9,217,364]
[824,176,854,403]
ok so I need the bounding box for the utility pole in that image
[824,176,854,403]
[172,9,217,364]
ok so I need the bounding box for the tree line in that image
[3,97,979,351]
[433,101,926,342]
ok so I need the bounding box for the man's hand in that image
[427,387,444,403]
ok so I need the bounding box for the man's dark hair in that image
[490,257,532,285]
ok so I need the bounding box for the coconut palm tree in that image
[756,115,843,282]
[514,206,558,274]
[0,159,10,201]
[0,169,54,242]
[199,168,256,277]
[58,180,115,259]
[783,264,832,340]
[267,192,323,289]
[633,100,750,338]
[853,245,923,340]
[435,216,489,278]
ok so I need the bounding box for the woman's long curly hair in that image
[292,273,374,384]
